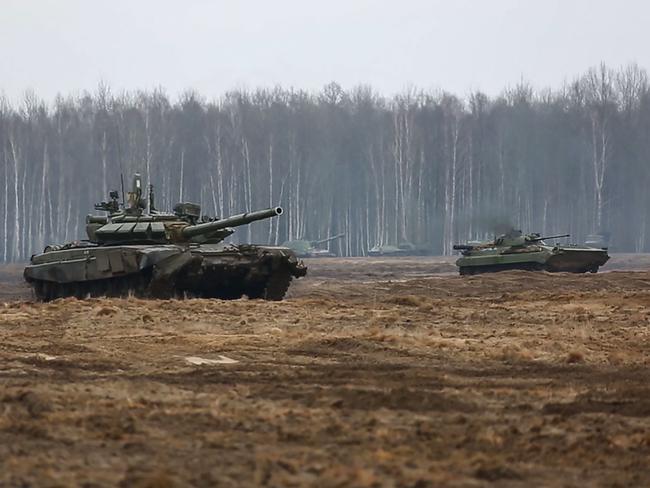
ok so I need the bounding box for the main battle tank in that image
[282,234,345,257]
[454,230,609,275]
[24,174,307,300]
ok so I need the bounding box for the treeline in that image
[1,63,650,261]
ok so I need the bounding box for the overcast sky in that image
[1,0,648,102]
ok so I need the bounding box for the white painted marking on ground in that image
[184,355,239,365]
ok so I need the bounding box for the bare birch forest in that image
[2,63,650,261]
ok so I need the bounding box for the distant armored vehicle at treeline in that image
[282,234,345,258]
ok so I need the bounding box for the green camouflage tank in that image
[454,230,609,275]
[24,174,306,300]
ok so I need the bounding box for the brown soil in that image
[2,257,650,486]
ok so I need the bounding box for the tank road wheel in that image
[33,281,74,301]
[31,272,153,301]
[262,269,292,301]
[33,281,52,301]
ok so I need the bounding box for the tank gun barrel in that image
[311,233,345,246]
[530,233,570,242]
[182,207,282,238]
[453,244,475,251]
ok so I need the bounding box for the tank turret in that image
[85,174,282,245]
[90,204,282,245]
[454,230,571,251]
[310,233,345,247]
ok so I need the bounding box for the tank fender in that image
[24,257,88,284]
[24,248,142,283]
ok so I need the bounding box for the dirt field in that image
[2,256,650,487]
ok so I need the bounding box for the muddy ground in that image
[1,256,650,487]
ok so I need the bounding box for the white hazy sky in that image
[1,0,648,102]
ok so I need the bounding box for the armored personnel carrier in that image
[454,230,609,275]
[24,174,307,300]
[282,234,344,257]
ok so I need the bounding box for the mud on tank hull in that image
[24,243,307,301]
[457,246,609,276]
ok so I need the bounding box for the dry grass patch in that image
[565,350,585,364]
[387,295,427,307]
[498,345,535,363]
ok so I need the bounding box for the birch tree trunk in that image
[9,133,21,261]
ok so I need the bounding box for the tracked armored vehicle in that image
[24,174,307,300]
[368,242,430,257]
[454,230,609,275]
[282,233,345,257]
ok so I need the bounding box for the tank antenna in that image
[149,183,156,212]
[114,121,126,209]
[120,173,126,209]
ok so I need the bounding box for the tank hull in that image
[456,246,609,275]
[24,243,306,301]
[544,248,610,272]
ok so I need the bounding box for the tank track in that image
[240,269,292,301]
[459,262,599,276]
[30,268,295,302]
[260,268,292,301]
[459,262,545,275]
[31,273,152,301]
